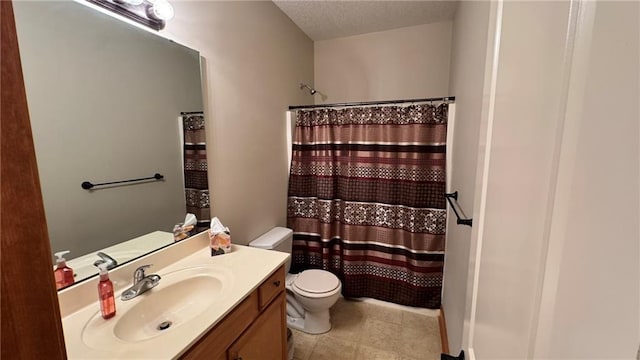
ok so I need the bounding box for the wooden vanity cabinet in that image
[180,266,286,360]
[229,292,285,360]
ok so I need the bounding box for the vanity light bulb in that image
[148,0,174,21]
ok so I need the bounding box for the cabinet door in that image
[180,292,259,360]
[228,292,286,360]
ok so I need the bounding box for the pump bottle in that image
[53,250,75,290]
[97,263,116,319]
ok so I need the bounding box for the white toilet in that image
[249,227,342,335]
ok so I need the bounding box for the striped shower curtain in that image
[287,103,448,308]
[182,113,210,233]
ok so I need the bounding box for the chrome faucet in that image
[93,251,118,270]
[121,264,161,301]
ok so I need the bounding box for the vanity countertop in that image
[61,242,288,359]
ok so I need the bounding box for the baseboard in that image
[439,306,450,354]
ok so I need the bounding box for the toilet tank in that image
[249,227,293,273]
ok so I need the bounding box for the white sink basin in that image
[113,275,222,342]
[82,265,231,349]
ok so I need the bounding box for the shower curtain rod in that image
[288,96,455,110]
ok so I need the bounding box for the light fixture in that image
[146,0,174,21]
[87,0,174,31]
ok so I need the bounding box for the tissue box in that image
[209,216,232,256]
[173,223,194,241]
[210,231,231,256]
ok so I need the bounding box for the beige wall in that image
[442,1,490,353]
[14,1,202,258]
[163,2,314,244]
[314,22,452,104]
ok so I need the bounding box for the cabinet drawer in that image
[258,266,285,309]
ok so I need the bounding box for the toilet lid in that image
[293,269,340,294]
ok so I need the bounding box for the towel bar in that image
[445,191,473,227]
[81,173,164,190]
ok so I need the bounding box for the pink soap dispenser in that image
[97,263,116,319]
[53,250,75,290]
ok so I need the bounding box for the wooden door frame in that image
[1,1,67,358]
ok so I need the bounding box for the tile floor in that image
[290,297,442,360]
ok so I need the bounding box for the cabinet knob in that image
[273,280,281,287]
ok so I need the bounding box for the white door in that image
[464,1,639,359]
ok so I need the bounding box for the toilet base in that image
[286,309,331,334]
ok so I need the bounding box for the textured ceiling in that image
[272,1,458,41]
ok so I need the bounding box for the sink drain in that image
[157,321,172,331]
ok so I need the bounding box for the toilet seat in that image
[292,270,340,298]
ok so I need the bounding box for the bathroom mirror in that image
[13,1,205,287]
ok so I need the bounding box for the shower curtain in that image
[287,103,448,308]
[182,113,210,233]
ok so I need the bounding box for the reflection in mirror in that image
[14,1,205,288]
